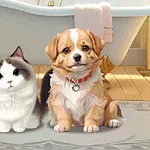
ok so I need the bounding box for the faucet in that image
[37,0,63,6]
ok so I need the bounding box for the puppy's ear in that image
[45,34,60,60]
[87,30,105,56]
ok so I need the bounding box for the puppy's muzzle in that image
[73,54,82,62]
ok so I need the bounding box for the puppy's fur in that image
[45,28,122,133]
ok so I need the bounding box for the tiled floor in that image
[34,66,150,101]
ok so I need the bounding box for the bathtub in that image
[0,0,150,65]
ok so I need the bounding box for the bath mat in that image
[0,101,150,150]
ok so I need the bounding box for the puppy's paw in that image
[49,118,57,127]
[54,124,71,132]
[106,119,120,128]
[83,125,99,133]
[53,119,71,132]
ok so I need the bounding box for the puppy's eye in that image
[0,73,3,80]
[62,47,70,54]
[82,45,90,52]
[13,69,20,76]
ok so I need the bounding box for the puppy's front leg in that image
[49,92,72,132]
[84,103,106,133]
[53,105,72,132]
[84,81,107,133]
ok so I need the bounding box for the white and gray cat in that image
[0,46,41,132]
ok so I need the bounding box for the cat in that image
[0,46,41,132]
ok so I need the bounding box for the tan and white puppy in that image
[45,28,122,133]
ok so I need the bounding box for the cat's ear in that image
[11,46,29,63]
[10,46,24,58]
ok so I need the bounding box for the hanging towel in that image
[101,2,113,42]
[74,2,113,43]
[74,3,104,39]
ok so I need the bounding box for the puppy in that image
[44,28,122,133]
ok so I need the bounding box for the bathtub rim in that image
[1,0,150,17]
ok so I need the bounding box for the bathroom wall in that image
[121,18,148,66]
[131,18,148,49]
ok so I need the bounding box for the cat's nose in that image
[7,80,12,84]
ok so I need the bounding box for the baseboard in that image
[137,66,150,76]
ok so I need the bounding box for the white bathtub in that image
[0,0,150,65]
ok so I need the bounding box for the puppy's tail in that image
[40,68,53,107]
[27,66,53,129]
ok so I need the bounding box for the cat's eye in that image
[0,73,3,80]
[82,45,90,52]
[13,69,20,76]
[62,47,71,54]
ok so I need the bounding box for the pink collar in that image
[66,71,93,84]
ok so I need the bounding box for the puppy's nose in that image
[73,54,81,62]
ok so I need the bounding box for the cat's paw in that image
[83,125,99,133]
[0,128,10,133]
[106,119,120,128]
[13,127,25,133]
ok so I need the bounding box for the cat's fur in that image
[0,46,41,132]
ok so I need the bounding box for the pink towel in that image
[74,4,104,39]
[101,2,113,42]
[74,2,113,43]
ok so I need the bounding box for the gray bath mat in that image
[0,101,150,150]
